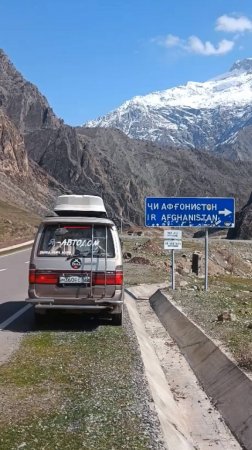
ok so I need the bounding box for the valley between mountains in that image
[1,48,252,449]
[1,49,252,238]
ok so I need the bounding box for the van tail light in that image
[29,270,123,286]
[29,270,58,284]
[93,271,123,286]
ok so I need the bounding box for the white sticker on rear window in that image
[38,225,115,257]
[60,238,100,248]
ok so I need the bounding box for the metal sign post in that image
[205,228,208,291]
[163,230,182,290]
[171,249,175,290]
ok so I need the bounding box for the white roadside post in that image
[163,230,182,290]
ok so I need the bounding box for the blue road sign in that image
[145,197,235,228]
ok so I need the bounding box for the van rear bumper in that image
[25,298,123,311]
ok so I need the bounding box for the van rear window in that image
[38,224,115,258]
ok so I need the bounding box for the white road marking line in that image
[0,304,32,331]
[0,269,7,272]
[25,261,29,264]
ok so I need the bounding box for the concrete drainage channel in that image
[125,285,251,450]
[125,290,194,450]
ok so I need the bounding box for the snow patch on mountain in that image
[84,59,252,153]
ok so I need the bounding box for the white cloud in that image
[187,36,234,55]
[164,34,181,47]
[155,33,234,56]
[151,34,182,48]
[216,15,252,33]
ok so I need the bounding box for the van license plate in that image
[59,275,90,284]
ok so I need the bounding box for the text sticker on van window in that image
[60,238,100,249]
[40,238,103,256]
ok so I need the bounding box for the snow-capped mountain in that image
[85,59,252,156]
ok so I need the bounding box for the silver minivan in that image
[26,195,124,325]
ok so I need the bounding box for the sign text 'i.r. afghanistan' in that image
[145,197,235,228]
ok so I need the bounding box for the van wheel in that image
[111,312,123,326]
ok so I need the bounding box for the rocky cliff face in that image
[227,192,252,239]
[0,108,68,216]
[0,50,73,216]
[0,110,28,176]
[0,49,60,133]
[216,124,252,161]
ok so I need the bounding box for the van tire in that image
[111,312,123,326]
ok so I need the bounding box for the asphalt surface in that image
[0,247,121,333]
[0,248,33,331]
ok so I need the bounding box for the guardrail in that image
[0,240,34,255]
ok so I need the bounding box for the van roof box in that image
[54,195,108,217]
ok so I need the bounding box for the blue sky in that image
[1,0,252,125]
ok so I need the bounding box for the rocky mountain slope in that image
[0,107,69,244]
[227,191,252,239]
[0,109,67,215]
[0,50,60,133]
[0,49,137,221]
[85,59,252,161]
[77,127,252,215]
[1,48,252,231]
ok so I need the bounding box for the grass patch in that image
[172,276,252,371]
[210,275,252,290]
[0,326,153,450]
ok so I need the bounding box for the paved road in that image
[0,247,109,334]
[0,247,99,363]
[0,248,33,331]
